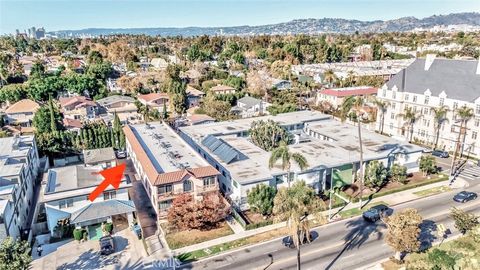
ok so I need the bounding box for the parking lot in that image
[31,229,147,270]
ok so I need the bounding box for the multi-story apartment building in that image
[0,135,40,241]
[375,55,480,158]
[123,122,220,217]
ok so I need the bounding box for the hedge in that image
[246,220,274,230]
[73,228,84,241]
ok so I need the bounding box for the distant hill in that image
[49,12,480,37]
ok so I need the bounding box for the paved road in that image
[180,175,480,270]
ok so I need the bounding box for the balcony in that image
[157,189,185,199]
[195,184,218,194]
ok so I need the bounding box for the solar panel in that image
[202,135,239,164]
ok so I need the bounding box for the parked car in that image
[362,204,390,222]
[99,236,115,255]
[432,150,449,158]
[453,191,477,203]
[282,231,318,249]
[116,150,127,159]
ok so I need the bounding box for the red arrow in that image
[88,163,126,202]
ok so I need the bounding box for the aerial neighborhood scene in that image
[1,0,480,269]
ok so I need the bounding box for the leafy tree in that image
[427,249,456,270]
[269,141,308,187]
[432,105,449,149]
[33,99,63,133]
[419,155,437,176]
[247,184,277,216]
[27,76,63,102]
[450,207,479,234]
[86,50,104,65]
[0,83,28,104]
[373,98,389,134]
[384,208,423,261]
[399,107,422,142]
[390,164,408,184]
[30,61,46,79]
[0,237,31,270]
[249,119,290,151]
[364,160,388,188]
[267,103,297,115]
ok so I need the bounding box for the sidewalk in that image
[173,176,465,255]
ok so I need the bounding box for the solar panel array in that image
[202,135,239,164]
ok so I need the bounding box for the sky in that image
[1,0,479,34]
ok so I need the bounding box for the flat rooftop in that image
[0,135,34,178]
[180,111,424,184]
[129,123,208,173]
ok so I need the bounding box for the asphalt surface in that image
[180,165,480,270]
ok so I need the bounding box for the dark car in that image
[99,236,115,255]
[282,231,318,249]
[432,150,449,158]
[116,151,127,159]
[362,204,390,222]
[453,191,477,203]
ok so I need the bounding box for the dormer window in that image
[424,96,429,105]
[439,98,444,106]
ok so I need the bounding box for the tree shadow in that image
[419,219,438,251]
[57,248,120,270]
[325,218,386,270]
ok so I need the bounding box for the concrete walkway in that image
[225,215,245,234]
[174,176,464,255]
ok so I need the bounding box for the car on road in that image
[282,231,318,249]
[362,204,390,222]
[99,236,115,255]
[431,150,449,158]
[453,191,477,203]
[116,150,127,159]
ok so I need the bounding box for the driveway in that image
[32,229,147,270]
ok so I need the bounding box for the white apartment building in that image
[376,55,480,158]
[0,135,40,241]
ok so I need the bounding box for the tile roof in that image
[210,85,236,92]
[138,93,169,103]
[5,99,40,114]
[154,166,220,185]
[319,86,378,97]
[59,96,96,109]
[63,118,83,129]
[186,85,205,97]
[187,114,215,125]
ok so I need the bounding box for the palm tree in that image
[323,69,336,87]
[273,181,325,270]
[373,98,390,134]
[432,105,449,150]
[269,141,309,188]
[340,96,366,208]
[455,105,474,158]
[399,107,422,143]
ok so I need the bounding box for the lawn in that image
[338,201,389,219]
[177,226,290,262]
[162,222,234,249]
[413,185,452,197]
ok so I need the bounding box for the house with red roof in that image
[59,96,99,120]
[137,93,170,111]
[316,86,378,110]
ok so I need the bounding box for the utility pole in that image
[296,213,308,270]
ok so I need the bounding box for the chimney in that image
[424,54,436,71]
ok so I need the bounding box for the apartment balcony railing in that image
[195,184,218,194]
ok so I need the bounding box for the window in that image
[183,180,192,192]
[476,105,480,115]
[424,96,429,105]
[392,92,396,99]
[203,177,216,186]
[390,113,395,120]
[158,200,172,211]
[382,89,386,97]
[453,102,458,110]
[475,120,480,127]
[103,190,116,200]
[59,199,73,209]
[412,95,417,103]
[232,180,238,188]
[404,94,409,101]
[158,184,173,194]
[451,126,456,132]
[391,103,396,109]
[439,98,444,106]
[389,123,393,130]
[423,108,428,114]
[473,132,478,140]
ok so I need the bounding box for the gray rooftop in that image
[70,199,135,223]
[97,95,135,107]
[83,147,116,164]
[0,135,35,178]
[386,58,480,102]
[129,123,208,173]
[237,96,261,109]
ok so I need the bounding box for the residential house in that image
[186,86,204,108]
[270,79,292,90]
[123,122,220,217]
[59,96,98,120]
[375,55,480,158]
[63,118,83,133]
[42,165,134,238]
[0,135,40,241]
[107,78,124,94]
[210,85,236,95]
[97,95,141,124]
[231,96,271,118]
[316,86,378,110]
[4,99,40,129]
[138,93,170,111]
[83,147,117,168]
[150,58,168,70]
[186,114,216,126]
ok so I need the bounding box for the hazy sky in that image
[1,0,479,34]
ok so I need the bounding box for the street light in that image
[295,212,308,270]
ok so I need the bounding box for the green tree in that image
[364,160,389,188]
[249,119,290,151]
[390,164,408,184]
[432,105,449,149]
[418,155,437,176]
[247,184,277,216]
[427,249,456,270]
[30,61,46,79]
[0,237,31,270]
[33,99,63,133]
[373,98,389,134]
[384,208,423,261]
[399,107,422,142]
[450,207,479,234]
[269,141,308,188]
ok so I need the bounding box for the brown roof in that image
[138,93,169,103]
[63,118,83,129]
[187,114,215,125]
[186,85,205,97]
[59,96,96,108]
[210,85,236,92]
[5,99,40,114]
[123,125,219,186]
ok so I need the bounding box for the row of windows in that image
[157,177,217,195]
[58,191,117,209]
[384,90,480,112]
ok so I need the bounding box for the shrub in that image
[73,228,84,241]
[247,184,276,216]
[427,249,456,269]
[83,231,88,241]
[246,220,274,230]
[390,164,408,184]
[103,222,113,234]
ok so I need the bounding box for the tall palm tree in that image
[273,181,325,270]
[340,96,366,208]
[456,105,474,157]
[269,141,309,188]
[399,107,422,143]
[373,98,390,134]
[432,105,449,150]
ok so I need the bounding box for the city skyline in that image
[1,0,480,34]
